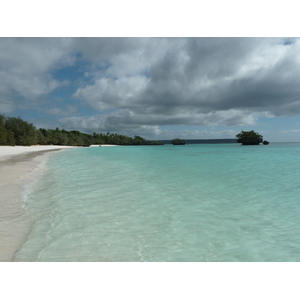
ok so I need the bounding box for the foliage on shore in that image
[236,130,263,145]
[0,115,163,146]
[0,115,36,146]
[171,138,186,145]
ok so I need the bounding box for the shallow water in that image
[14,143,300,261]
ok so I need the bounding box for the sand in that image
[0,146,77,261]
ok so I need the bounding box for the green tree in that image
[0,126,8,145]
[1,114,163,146]
[6,129,15,145]
[36,129,47,145]
[0,127,15,145]
[236,130,263,145]
[171,138,186,145]
[5,117,37,146]
[0,114,5,127]
[0,115,7,145]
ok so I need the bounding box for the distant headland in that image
[161,139,238,144]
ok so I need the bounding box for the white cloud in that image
[57,108,261,139]
[74,75,150,110]
[57,111,244,139]
[71,37,300,123]
[2,37,300,138]
[0,98,15,114]
[45,105,78,116]
[279,129,300,134]
[0,37,75,104]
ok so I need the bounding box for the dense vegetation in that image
[171,138,186,145]
[236,130,263,145]
[0,115,163,146]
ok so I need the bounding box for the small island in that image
[171,138,186,145]
[236,130,263,145]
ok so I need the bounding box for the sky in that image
[1,37,300,142]
[1,1,299,296]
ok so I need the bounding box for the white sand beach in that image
[0,146,77,261]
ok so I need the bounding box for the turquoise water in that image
[14,143,300,261]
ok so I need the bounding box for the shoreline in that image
[0,146,77,262]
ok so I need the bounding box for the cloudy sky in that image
[1,37,300,141]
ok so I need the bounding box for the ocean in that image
[14,143,300,261]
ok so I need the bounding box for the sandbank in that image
[0,146,77,261]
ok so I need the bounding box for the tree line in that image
[0,115,163,146]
